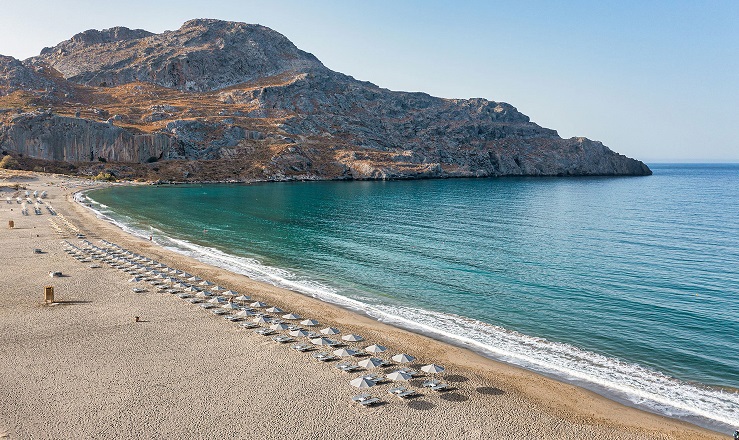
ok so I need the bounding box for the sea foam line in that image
[81,190,739,432]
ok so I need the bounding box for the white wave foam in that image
[82,190,739,431]
[368,304,739,429]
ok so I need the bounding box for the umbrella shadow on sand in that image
[439,393,469,402]
[475,387,505,396]
[444,375,469,383]
[407,400,435,411]
[358,401,389,409]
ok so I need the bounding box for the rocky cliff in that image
[0,19,651,181]
[1,112,174,162]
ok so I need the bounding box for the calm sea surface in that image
[87,164,739,431]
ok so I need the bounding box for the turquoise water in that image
[87,164,739,431]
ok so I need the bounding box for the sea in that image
[85,163,739,433]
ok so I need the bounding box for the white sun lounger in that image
[312,352,338,362]
[388,387,418,398]
[272,335,295,343]
[291,344,314,352]
[335,362,362,373]
[352,395,381,407]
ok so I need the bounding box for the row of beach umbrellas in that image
[350,362,445,388]
[71,238,448,392]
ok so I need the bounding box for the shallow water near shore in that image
[87,164,739,432]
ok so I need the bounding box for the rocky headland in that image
[0,19,651,181]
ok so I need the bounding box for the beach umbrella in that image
[199,280,213,286]
[391,353,416,363]
[421,364,445,374]
[350,377,376,388]
[186,286,200,293]
[358,358,385,369]
[333,348,358,357]
[270,323,290,331]
[266,306,284,313]
[221,303,240,310]
[365,344,387,354]
[342,334,363,342]
[208,297,227,304]
[250,301,268,308]
[211,285,224,292]
[290,329,310,337]
[195,290,213,297]
[301,319,319,327]
[386,371,412,381]
[188,276,202,282]
[234,295,251,302]
[282,313,301,320]
[320,327,341,335]
[222,290,238,297]
[311,337,333,346]
[128,277,141,283]
[236,309,255,317]
[253,316,271,324]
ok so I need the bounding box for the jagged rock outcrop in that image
[0,19,651,180]
[0,56,63,96]
[36,19,323,91]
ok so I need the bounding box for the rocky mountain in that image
[35,20,322,92]
[0,19,651,181]
[0,56,70,98]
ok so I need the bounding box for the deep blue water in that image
[87,164,739,430]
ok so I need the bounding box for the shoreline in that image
[78,180,736,433]
[0,171,730,439]
[80,179,734,433]
[82,180,738,433]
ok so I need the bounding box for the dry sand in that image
[0,171,728,439]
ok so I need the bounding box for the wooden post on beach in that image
[7,220,13,229]
[44,286,54,303]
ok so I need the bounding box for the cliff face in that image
[0,112,174,162]
[0,19,651,180]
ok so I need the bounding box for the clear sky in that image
[1,1,737,162]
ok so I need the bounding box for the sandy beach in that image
[0,171,728,439]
